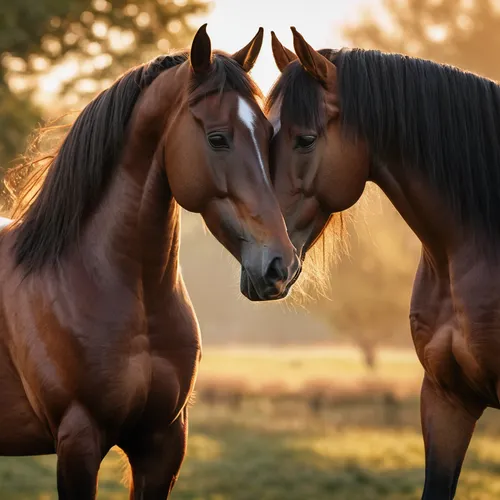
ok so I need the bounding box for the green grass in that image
[2,405,500,499]
[1,347,499,499]
[0,449,127,499]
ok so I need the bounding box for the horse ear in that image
[271,31,297,72]
[232,27,264,72]
[190,24,212,75]
[290,26,336,85]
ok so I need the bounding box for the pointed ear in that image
[271,31,297,72]
[291,26,336,85]
[190,24,212,75]
[232,27,264,72]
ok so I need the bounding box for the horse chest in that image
[72,296,200,422]
[6,283,200,431]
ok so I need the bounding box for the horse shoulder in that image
[412,254,500,404]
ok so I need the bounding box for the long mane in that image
[336,48,500,249]
[267,47,500,278]
[9,51,261,275]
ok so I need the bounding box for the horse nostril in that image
[265,256,287,286]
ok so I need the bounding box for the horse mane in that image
[10,51,261,274]
[337,48,500,247]
[267,47,500,280]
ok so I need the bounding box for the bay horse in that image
[0,25,300,499]
[268,27,500,499]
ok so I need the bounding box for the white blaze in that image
[237,96,271,187]
[268,101,281,137]
[272,117,281,137]
[0,216,12,230]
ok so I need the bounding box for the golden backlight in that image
[202,0,375,93]
[36,0,378,101]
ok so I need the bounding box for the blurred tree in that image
[0,80,40,174]
[344,0,500,80]
[0,0,209,191]
[308,191,419,369]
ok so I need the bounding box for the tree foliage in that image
[344,0,500,80]
[0,0,209,174]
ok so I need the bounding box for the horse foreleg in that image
[420,375,484,500]
[56,403,104,500]
[124,407,188,500]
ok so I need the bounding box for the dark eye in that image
[295,135,317,150]
[207,133,230,150]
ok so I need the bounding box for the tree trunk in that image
[359,342,377,370]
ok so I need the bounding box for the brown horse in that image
[0,25,300,499]
[268,27,500,499]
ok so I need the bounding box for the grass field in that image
[2,347,500,499]
[199,345,423,383]
[196,345,425,396]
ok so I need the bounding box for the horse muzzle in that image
[240,251,302,301]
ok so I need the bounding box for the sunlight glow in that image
[168,20,183,34]
[80,11,95,25]
[457,14,473,31]
[31,0,382,106]
[39,59,79,94]
[108,28,135,53]
[124,4,139,17]
[135,12,151,28]
[201,0,377,94]
[92,0,112,13]
[31,57,48,72]
[92,21,108,38]
[426,24,448,42]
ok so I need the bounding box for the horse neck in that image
[79,156,180,297]
[139,157,181,293]
[80,73,183,295]
[372,160,457,269]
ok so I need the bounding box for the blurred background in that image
[2,0,500,498]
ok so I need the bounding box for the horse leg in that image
[420,375,485,500]
[56,403,104,500]
[124,407,188,500]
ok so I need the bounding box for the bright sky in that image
[203,0,376,93]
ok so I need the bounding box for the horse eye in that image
[295,135,317,150]
[207,133,230,150]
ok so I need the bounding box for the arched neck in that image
[77,69,185,296]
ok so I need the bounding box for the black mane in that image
[13,51,260,274]
[267,48,500,245]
